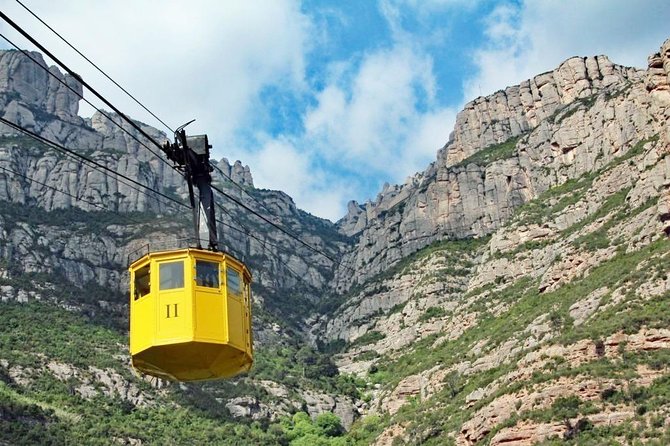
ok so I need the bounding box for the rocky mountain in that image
[0,35,669,445]
[333,54,646,291]
[314,38,670,444]
[0,49,359,442]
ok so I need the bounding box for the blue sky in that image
[1,0,669,221]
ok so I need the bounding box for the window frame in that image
[195,259,220,289]
[133,264,151,300]
[226,266,242,296]
[159,260,185,290]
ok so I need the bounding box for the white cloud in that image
[465,0,670,102]
[304,45,454,180]
[240,42,456,220]
[382,0,481,19]
[1,0,311,145]
[244,136,353,221]
[400,107,456,173]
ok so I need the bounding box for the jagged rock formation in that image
[444,56,639,165]
[333,55,647,291]
[0,50,82,122]
[314,37,670,444]
[1,35,670,445]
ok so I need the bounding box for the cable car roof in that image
[129,247,252,280]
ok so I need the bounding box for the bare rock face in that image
[646,37,670,105]
[302,390,358,430]
[217,157,254,187]
[0,50,82,123]
[332,46,665,292]
[338,200,367,237]
[225,396,274,420]
[445,55,639,166]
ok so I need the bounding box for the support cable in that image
[0,32,174,172]
[211,164,278,219]
[215,213,318,291]
[0,15,175,170]
[0,164,108,211]
[210,183,344,267]
[13,0,175,134]
[0,117,190,210]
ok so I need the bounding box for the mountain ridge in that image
[0,36,668,445]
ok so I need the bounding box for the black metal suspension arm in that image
[167,126,218,251]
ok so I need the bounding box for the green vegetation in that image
[564,186,631,240]
[613,133,660,165]
[0,386,70,445]
[418,306,448,322]
[363,235,670,443]
[0,299,372,445]
[548,92,599,125]
[604,81,634,101]
[513,134,659,231]
[0,199,181,238]
[377,199,408,220]
[573,193,658,252]
[281,412,346,445]
[0,134,52,157]
[0,302,125,370]
[513,173,595,227]
[348,237,486,303]
[454,135,521,167]
[350,331,385,348]
[249,343,363,399]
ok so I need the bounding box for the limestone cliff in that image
[1,34,670,445]
[333,52,660,292]
[316,38,670,445]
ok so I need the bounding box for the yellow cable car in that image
[129,248,253,381]
[128,127,253,381]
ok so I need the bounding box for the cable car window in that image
[196,260,219,288]
[227,267,241,295]
[160,261,184,290]
[134,265,150,300]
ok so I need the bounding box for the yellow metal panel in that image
[129,259,155,356]
[193,254,225,342]
[227,294,245,349]
[155,256,192,344]
[194,289,226,342]
[245,280,253,355]
[156,291,190,343]
[130,294,154,354]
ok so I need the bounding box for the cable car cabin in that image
[129,248,252,381]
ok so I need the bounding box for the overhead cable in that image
[0,12,174,167]
[211,183,345,268]
[0,116,189,210]
[0,32,174,171]
[13,0,175,134]
[0,164,109,211]
[211,163,279,219]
